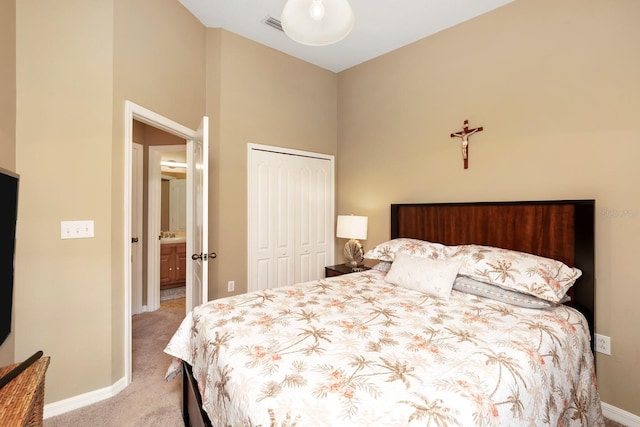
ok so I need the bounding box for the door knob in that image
[191,252,217,261]
[131,237,139,243]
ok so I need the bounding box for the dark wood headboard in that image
[391,200,595,345]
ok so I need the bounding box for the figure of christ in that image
[450,120,483,169]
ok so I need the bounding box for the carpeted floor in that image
[44,298,186,426]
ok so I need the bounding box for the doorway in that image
[124,101,200,386]
[148,144,187,312]
[159,150,187,306]
[131,138,187,314]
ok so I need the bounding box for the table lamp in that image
[336,215,368,267]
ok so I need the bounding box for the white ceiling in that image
[178,0,515,73]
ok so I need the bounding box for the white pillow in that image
[384,252,461,299]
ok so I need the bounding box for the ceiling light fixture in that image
[281,0,354,46]
[161,161,187,169]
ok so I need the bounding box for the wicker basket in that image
[0,356,50,427]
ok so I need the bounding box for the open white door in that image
[186,116,212,312]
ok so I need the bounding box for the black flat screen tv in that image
[0,167,19,346]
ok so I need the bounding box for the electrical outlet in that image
[227,281,235,292]
[594,333,611,355]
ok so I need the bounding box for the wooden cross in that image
[450,120,484,169]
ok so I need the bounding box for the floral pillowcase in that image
[364,238,447,262]
[445,244,582,303]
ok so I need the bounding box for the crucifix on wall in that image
[450,119,484,169]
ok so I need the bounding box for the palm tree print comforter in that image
[165,270,604,426]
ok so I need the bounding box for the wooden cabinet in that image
[160,243,186,289]
[175,244,187,283]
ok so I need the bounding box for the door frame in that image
[124,101,197,386]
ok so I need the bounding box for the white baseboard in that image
[43,376,128,419]
[603,402,640,426]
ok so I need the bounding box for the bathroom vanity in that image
[160,241,186,289]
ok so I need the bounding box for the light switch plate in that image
[61,220,95,239]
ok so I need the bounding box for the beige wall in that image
[338,0,640,416]
[15,0,114,399]
[207,30,338,299]
[0,0,16,171]
[111,0,206,385]
[0,0,16,365]
[13,0,205,403]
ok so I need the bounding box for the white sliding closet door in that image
[248,145,334,293]
[295,155,332,282]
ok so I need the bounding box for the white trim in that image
[123,100,196,388]
[602,402,640,426]
[128,103,195,137]
[43,376,127,419]
[247,142,334,160]
[123,102,133,388]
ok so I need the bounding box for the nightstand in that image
[325,263,371,278]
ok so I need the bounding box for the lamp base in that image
[344,239,363,267]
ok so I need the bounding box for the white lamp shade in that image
[336,215,368,240]
[281,0,355,46]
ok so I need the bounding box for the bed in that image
[165,200,603,426]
